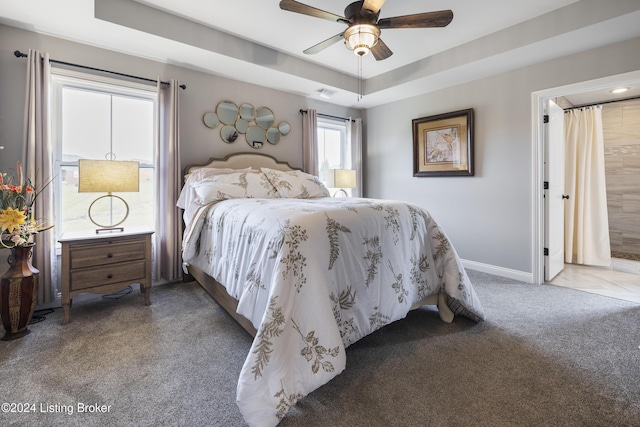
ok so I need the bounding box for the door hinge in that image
[544,181,549,190]
[543,248,549,256]
[543,114,549,123]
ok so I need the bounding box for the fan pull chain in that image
[358,55,363,101]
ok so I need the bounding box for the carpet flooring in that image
[1,270,639,427]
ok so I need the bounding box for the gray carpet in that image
[1,270,639,427]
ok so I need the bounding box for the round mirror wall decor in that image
[203,112,219,128]
[235,118,250,134]
[266,127,281,145]
[246,126,266,149]
[221,125,239,144]
[239,103,255,120]
[278,121,291,136]
[255,107,275,129]
[217,101,239,125]
[203,101,290,147]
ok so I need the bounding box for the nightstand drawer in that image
[70,241,146,269]
[59,227,154,325]
[70,260,146,291]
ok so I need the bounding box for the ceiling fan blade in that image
[279,0,347,24]
[303,33,345,55]
[378,10,454,29]
[362,0,386,14]
[371,38,393,61]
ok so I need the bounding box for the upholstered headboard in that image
[184,153,298,175]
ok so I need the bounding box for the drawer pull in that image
[107,274,113,279]
[107,253,113,258]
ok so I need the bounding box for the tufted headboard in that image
[184,152,298,175]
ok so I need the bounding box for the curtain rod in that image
[299,109,355,122]
[564,94,640,110]
[14,50,186,90]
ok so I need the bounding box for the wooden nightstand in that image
[59,227,154,325]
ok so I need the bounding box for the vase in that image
[1,244,39,341]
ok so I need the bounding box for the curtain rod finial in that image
[14,50,27,58]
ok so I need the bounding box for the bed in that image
[178,153,485,427]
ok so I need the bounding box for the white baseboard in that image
[462,259,534,284]
[610,258,640,274]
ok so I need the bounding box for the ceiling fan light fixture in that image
[344,24,380,56]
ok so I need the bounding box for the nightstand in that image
[59,227,154,325]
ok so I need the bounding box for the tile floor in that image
[546,262,640,304]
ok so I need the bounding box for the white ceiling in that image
[2,0,640,108]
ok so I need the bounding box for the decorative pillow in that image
[260,168,330,199]
[179,167,258,207]
[193,171,278,204]
[178,168,267,234]
[183,167,256,185]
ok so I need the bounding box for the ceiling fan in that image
[279,0,453,60]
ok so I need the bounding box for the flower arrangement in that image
[0,161,52,248]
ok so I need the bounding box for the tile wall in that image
[603,98,640,260]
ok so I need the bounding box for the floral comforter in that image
[182,197,485,427]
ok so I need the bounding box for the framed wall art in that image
[412,108,474,177]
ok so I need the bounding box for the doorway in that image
[531,70,640,286]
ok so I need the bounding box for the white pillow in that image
[178,167,257,209]
[193,171,278,204]
[260,168,330,199]
[178,168,266,235]
[184,167,256,184]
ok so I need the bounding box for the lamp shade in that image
[78,160,139,193]
[344,24,380,56]
[326,169,357,189]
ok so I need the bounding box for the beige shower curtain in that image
[564,105,611,266]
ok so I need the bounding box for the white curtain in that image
[302,109,318,175]
[564,105,610,266]
[155,79,182,282]
[23,49,56,305]
[348,117,363,197]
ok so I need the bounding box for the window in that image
[317,117,352,196]
[51,71,157,238]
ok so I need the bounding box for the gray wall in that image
[365,36,640,275]
[2,23,640,278]
[0,24,362,175]
[0,23,362,264]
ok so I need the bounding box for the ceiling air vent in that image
[318,88,337,99]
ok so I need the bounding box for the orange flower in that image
[1,161,54,248]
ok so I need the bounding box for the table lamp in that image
[326,169,356,197]
[78,159,139,233]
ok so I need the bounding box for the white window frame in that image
[317,116,351,184]
[50,69,158,248]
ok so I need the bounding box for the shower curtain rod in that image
[564,95,640,110]
[14,50,186,90]
[299,109,355,122]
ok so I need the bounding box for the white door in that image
[544,99,565,281]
